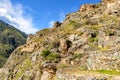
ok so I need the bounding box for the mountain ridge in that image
[0,20,27,68]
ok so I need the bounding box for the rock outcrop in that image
[53,21,61,28]
[79,4,95,12]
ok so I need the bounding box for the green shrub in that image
[89,33,98,43]
[69,54,83,61]
[41,49,60,61]
[89,37,98,43]
[46,53,60,60]
[41,49,51,57]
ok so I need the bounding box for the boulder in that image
[41,60,56,74]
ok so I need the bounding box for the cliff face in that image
[1,0,120,80]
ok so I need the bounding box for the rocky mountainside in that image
[1,0,120,80]
[0,20,27,68]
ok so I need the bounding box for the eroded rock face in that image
[1,0,120,80]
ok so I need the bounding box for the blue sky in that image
[0,0,100,34]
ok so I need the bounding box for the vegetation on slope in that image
[0,20,27,68]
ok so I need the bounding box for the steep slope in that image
[1,0,120,80]
[0,20,27,68]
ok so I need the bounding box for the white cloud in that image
[0,0,38,34]
[48,21,55,28]
[0,8,7,14]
